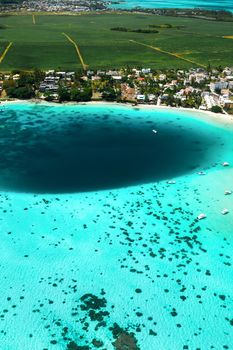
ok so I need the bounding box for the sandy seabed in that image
[0,100,232,349]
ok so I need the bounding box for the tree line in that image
[111,27,159,34]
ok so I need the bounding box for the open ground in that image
[0,13,232,71]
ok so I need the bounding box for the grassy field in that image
[0,13,232,71]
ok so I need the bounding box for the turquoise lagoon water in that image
[0,103,233,349]
[110,0,233,12]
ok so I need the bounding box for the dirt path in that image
[129,39,206,68]
[62,32,88,70]
[0,42,13,64]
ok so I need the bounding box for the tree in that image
[102,87,118,101]
[207,61,211,73]
[211,105,222,113]
[79,88,92,101]
[44,94,54,102]
[70,87,92,102]
[58,87,70,102]
[6,86,34,99]
[33,69,45,85]
[18,72,35,86]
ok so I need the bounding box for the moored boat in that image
[197,213,206,220]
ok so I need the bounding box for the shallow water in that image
[110,0,233,12]
[0,103,233,350]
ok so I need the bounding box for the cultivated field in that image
[0,13,233,71]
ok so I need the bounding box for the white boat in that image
[221,209,229,215]
[152,129,157,134]
[223,162,230,167]
[198,171,206,175]
[167,180,176,184]
[197,213,206,220]
[224,190,232,195]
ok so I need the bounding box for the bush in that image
[58,87,70,102]
[211,105,222,113]
[111,27,128,32]
[6,86,34,99]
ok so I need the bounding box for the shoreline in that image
[1,8,233,15]
[1,99,233,129]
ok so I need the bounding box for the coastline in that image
[2,98,233,129]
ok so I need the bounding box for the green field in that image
[0,13,232,71]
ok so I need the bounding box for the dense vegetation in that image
[0,0,22,3]
[2,69,94,102]
[0,13,232,70]
[211,105,223,113]
[149,24,184,29]
[3,69,45,98]
[57,86,92,102]
[111,27,159,33]
[110,23,185,33]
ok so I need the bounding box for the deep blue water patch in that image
[0,104,223,193]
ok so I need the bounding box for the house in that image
[112,75,122,81]
[39,83,59,93]
[13,74,20,81]
[56,72,66,78]
[142,68,151,74]
[136,94,145,102]
[210,81,228,92]
[159,74,166,81]
[224,100,233,109]
[91,75,101,81]
[121,84,136,101]
[148,94,156,102]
